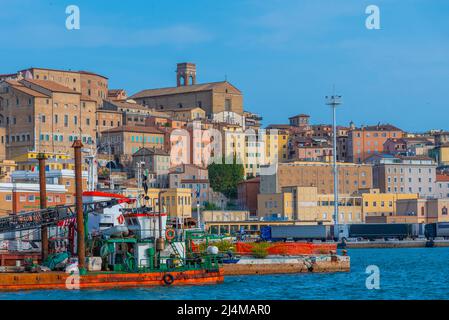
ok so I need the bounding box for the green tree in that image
[208,157,244,199]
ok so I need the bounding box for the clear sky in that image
[1,0,448,132]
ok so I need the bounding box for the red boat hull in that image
[0,268,224,291]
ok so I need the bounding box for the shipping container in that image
[348,223,418,240]
[261,225,332,241]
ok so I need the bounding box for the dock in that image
[342,239,449,249]
[223,255,350,276]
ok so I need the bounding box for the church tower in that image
[176,62,196,86]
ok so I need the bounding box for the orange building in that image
[347,124,403,163]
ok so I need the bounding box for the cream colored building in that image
[99,126,166,163]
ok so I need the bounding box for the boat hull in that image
[0,268,224,291]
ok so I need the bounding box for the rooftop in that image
[21,79,77,94]
[130,81,240,99]
[101,125,165,135]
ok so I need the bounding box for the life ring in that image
[165,229,175,241]
[162,273,175,285]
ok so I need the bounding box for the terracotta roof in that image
[396,155,433,161]
[353,124,402,132]
[5,80,49,98]
[80,94,96,102]
[131,147,169,156]
[19,67,108,79]
[180,179,209,184]
[265,124,292,129]
[289,114,310,119]
[96,109,122,114]
[76,70,108,79]
[130,81,240,99]
[101,125,164,135]
[169,107,206,112]
[20,79,77,94]
[437,174,449,182]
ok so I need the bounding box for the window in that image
[28,195,35,202]
[64,115,68,127]
[74,116,78,125]
[5,194,12,201]
[54,114,58,123]
[225,99,232,111]
[41,115,46,123]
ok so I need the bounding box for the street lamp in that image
[325,93,342,239]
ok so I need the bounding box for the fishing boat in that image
[0,191,223,291]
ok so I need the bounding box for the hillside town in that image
[0,62,448,245]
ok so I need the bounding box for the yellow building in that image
[360,188,418,220]
[258,186,363,224]
[12,151,83,171]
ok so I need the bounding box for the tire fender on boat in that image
[162,273,175,285]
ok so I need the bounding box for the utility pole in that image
[37,153,48,261]
[73,139,86,274]
[325,92,342,239]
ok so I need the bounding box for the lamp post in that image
[325,93,342,239]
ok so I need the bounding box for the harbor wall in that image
[223,255,350,275]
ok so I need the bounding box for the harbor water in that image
[1,247,448,300]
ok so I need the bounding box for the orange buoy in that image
[165,228,175,241]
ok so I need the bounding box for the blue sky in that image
[1,0,448,132]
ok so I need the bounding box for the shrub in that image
[250,242,271,259]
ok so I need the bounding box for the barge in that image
[0,142,223,291]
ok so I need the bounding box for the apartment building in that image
[131,147,170,188]
[369,154,437,198]
[260,161,372,195]
[95,109,122,139]
[99,126,166,163]
[0,79,97,158]
[395,198,449,224]
[1,67,108,107]
[347,124,403,163]
[288,137,333,162]
[130,63,243,116]
[257,186,363,224]
[169,164,210,206]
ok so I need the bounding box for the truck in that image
[260,225,333,242]
[425,222,449,239]
[348,223,419,240]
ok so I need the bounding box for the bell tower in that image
[176,62,196,86]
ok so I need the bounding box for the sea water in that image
[1,247,448,300]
